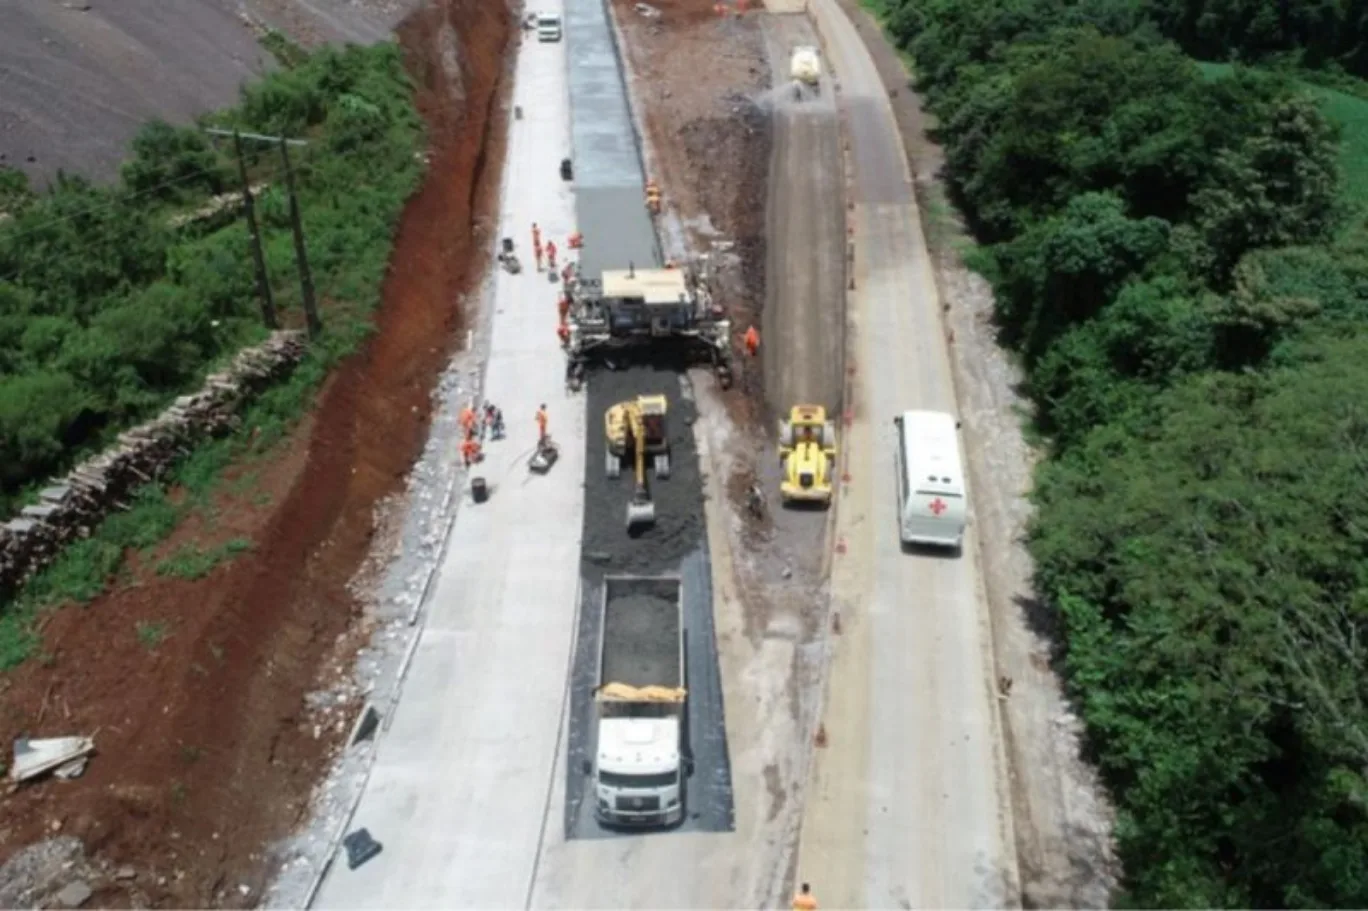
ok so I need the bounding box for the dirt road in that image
[761,15,846,418]
[830,0,1119,904]
[792,0,1020,906]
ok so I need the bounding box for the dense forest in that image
[0,40,423,516]
[874,0,1368,904]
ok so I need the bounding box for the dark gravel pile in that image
[581,364,707,576]
[602,591,682,688]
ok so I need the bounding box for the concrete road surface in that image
[312,17,588,908]
[762,15,847,418]
[793,0,1021,907]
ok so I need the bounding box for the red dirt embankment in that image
[0,0,512,906]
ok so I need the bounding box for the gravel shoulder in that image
[828,0,1119,903]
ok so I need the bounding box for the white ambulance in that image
[893,410,967,550]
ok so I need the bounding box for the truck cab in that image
[595,714,685,825]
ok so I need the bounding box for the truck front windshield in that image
[600,770,677,789]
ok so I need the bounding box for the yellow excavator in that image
[779,404,837,506]
[605,394,671,529]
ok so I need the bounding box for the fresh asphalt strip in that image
[563,366,736,839]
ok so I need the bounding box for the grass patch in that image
[135,620,170,649]
[155,538,254,581]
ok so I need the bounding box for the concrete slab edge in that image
[299,42,523,906]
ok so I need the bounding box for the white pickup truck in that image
[588,575,690,827]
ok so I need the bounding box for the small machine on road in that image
[778,404,837,506]
[587,574,689,828]
[790,45,822,99]
[529,435,560,474]
[604,394,670,529]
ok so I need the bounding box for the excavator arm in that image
[625,406,656,529]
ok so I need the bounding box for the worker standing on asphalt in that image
[536,403,549,443]
[546,240,558,270]
[792,883,818,911]
[460,404,477,436]
[558,294,571,323]
[568,230,582,249]
[744,324,760,357]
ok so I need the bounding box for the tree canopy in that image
[878,0,1368,901]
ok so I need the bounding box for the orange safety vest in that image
[792,891,818,911]
[536,409,548,430]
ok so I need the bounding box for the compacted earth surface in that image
[0,0,513,906]
[828,0,1119,904]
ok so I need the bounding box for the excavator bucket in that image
[626,492,656,529]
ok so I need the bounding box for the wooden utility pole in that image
[278,137,321,338]
[233,130,278,330]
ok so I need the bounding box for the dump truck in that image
[778,404,837,506]
[589,575,689,828]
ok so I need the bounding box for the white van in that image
[893,410,966,549]
[537,13,562,41]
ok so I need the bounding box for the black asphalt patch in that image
[563,366,736,839]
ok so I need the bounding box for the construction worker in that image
[460,433,481,467]
[459,404,477,436]
[792,883,818,911]
[568,230,583,250]
[558,294,571,322]
[546,240,558,270]
[744,324,760,357]
[557,320,571,348]
[536,403,549,443]
[561,263,574,285]
[531,222,541,252]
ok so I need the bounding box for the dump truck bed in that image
[599,575,683,690]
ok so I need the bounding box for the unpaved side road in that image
[761,15,846,418]
[829,0,1119,904]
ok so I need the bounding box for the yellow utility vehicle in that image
[605,394,671,529]
[778,404,837,506]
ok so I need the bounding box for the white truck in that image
[589,575,689,827]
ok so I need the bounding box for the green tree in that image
[119,120,230,203]
[992,191,1171,361]
[1194,93,1343,281]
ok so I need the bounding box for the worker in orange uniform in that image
[561,263,574,284]
[792,883,818,911]
[536,403,549,443]
[459,404,477,436]
[557,294,571,322]
[460,433,481,467]
[546,240,558,271]
[743,324,760,357]
[532,222,543,271]
[557,321,570,348]
[568,231,583,250]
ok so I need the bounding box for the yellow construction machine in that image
[605,394,671,529]
[778,404,837,506]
